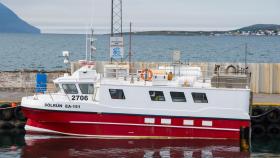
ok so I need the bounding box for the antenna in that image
[85,30,88,61]
[90,28,96,61]
[245,43,248,74]
[129,22,132,73]
[129,22,134,84]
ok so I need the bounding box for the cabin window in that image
[192,92,208,103]
[170,92,186,102]
[149,91,165,101]
[54,84,60,93]
[109,89,125,99]
[79,84,94,94]
[62,84,78,94]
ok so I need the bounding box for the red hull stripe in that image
[69,121,239,131]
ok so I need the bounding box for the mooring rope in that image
[251,108,278,118]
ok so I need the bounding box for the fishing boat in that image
[20,58,251,139]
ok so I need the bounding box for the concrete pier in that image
[0,62,280,94]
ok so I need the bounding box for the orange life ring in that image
[140,69,153,81]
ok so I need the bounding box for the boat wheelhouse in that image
[21,63,251,139]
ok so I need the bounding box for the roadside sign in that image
[110,37,124,59]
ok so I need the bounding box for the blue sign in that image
[112,47,121,58]
[110,37,124,59]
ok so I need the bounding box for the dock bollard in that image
[240,126,250,152]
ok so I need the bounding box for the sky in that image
[0,0,280,34]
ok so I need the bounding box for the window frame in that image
[54,83,61,93]
[78,83,94,94]
[109,89,126,100]
[149,91,166,101]
[170,91,186,102]
[62,83,79,94]
[191,92,208,103]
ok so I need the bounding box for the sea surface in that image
[0,133,279,158]
[0,33,280,71]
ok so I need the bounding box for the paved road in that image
[252,93,280,103]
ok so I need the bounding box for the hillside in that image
[121,24,280,36]
[0,3,40,33]
[237,24,280,32]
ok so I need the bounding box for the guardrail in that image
[100,68,251,89]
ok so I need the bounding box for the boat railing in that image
[99,67,251,89]
[24,84,72,102]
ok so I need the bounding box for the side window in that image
[109,89,125,99]
[192,92,208,103]
[54,84,60,93]
[149,91,165,101]
[62,84,78,94]
[170,92,186,102]
[79,84,94,94]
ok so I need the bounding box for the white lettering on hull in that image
[44,103,80,109]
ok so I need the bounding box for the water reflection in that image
[0,132,25,158]
[21,135,249,158]
[0,133,252,158]
[251,137,280,154]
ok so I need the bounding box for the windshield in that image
[79,84,94,94]
[54,84,61,93]
[62,84,79,94]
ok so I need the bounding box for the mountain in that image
[235,24,280,32]
[0,3,40,33]
[121,24,280,36]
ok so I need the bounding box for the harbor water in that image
[0,134,279,158]
[0,33,280,71]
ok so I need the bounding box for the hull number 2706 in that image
[71,95,88,101]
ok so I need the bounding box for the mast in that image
[85,31,88,61]
[129,22,132,73]
[90,28,96,61]
[245,43,248,74]
[129,22,134,83]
